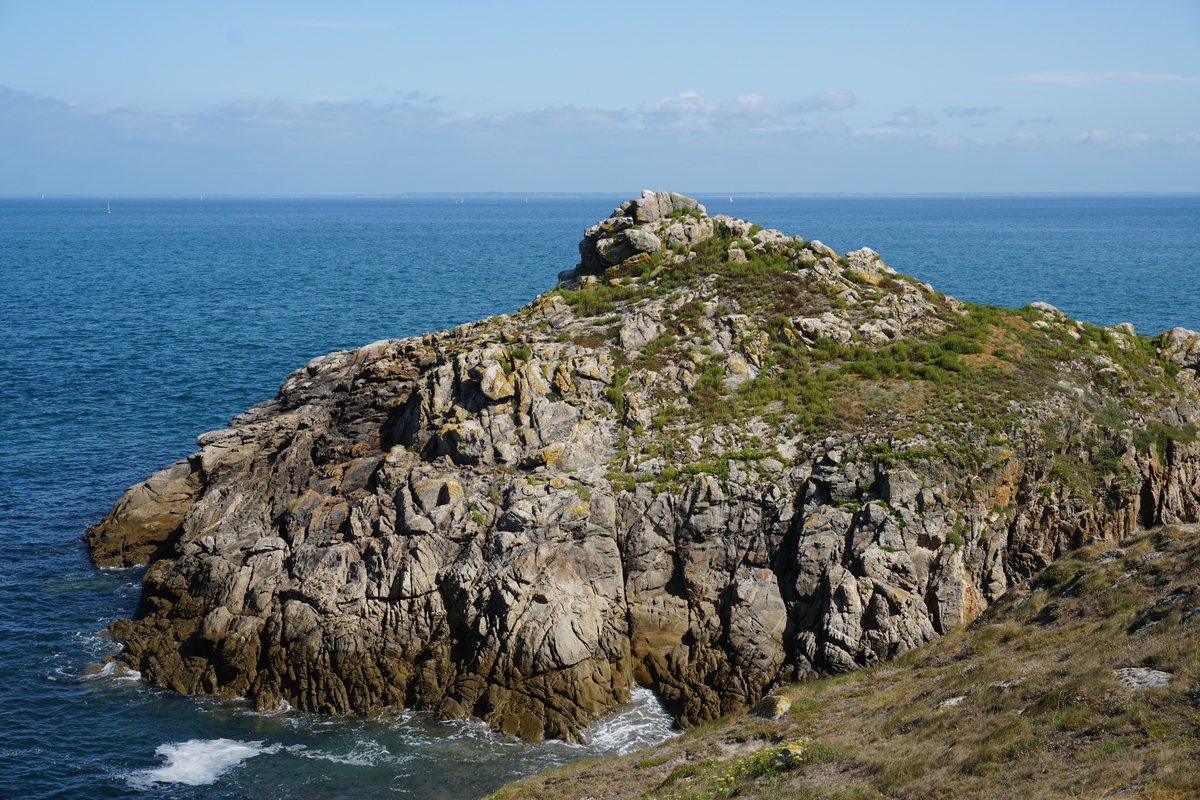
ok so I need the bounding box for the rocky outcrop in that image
[569,190,713,282]
[88,193,1200,741]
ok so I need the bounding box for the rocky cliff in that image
[87,191,1200,742]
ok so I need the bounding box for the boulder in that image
[1113,668,1172,689]
[1157,327,1200,372]
[625,228,663,254]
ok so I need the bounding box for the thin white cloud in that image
[87,101,140,116]
[637,89,854,129]
[856,128,936,141]
[1007,71,1200,87]
[528,104,627,126]
[1073,130,1150,147]
[264,18,390,31]
[5,88,1171,155]
[1016,117,1058,125]
[637,90,781,131]
[883,106,937,127]
[855,128,981,150]
[638,90,713,116]
[4,85,1189,196]
[943,106,1000,118]
[200,96,456,131]
[810,119,850,137]
[712,94,803,125]
[998,129,1152,148]
[1002,132,1047,148]
[796,91,856,112]
[715,94,777,118]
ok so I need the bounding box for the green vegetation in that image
[558,283,642,317]
[1132,421,1198,463]
[666,206,705,222]
[607,366,632,417]
[545,213,1190,502]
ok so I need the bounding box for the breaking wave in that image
[127,739,277,787]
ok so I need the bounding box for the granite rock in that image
[87,192,1200,741]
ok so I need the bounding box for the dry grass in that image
[485,524,1200,800]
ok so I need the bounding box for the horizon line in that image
[6,191,1200,200]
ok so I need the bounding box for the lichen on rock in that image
[87,192,1200,741]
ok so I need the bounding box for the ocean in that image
[1,194,1197,799]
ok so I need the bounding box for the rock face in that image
[574,190,712,280]
[87,193,1200,741]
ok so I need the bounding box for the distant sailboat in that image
[104,201,113,214]
[729,196,733,202]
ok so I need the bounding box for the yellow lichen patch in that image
[843,265,883,286]
[552,364,576,396]
[480,362,516,400]
[538,442,566,466]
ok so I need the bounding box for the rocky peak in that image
[570,189,712,281]
[86,192,1200,742]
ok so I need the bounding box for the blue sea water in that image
[1,194,1198,799]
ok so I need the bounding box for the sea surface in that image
[1,194,1197,799]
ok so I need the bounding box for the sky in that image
[1,0,1199,195]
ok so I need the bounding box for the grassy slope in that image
[487,523,1200,800]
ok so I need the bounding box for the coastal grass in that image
[485,523,1200,800]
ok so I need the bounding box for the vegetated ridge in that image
[86,191,1200,746]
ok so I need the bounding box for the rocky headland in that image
[87,191,1200,743]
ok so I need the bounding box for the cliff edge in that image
[86,191,1200,742]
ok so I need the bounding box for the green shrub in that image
[607,367,631,416]
[557,284,641,317]
[942,334,984,355]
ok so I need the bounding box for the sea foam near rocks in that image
[127,739,277,787]
[576,687,678,756]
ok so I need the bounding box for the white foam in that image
[232,697,292,717]
[297,739,398,766]
[114,666,143,682]
[78,660,141,683]
[127,738,276,787]
[579,687,679,756]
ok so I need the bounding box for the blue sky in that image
[2,0,1198,194]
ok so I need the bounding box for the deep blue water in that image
[1,194,1198,799]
